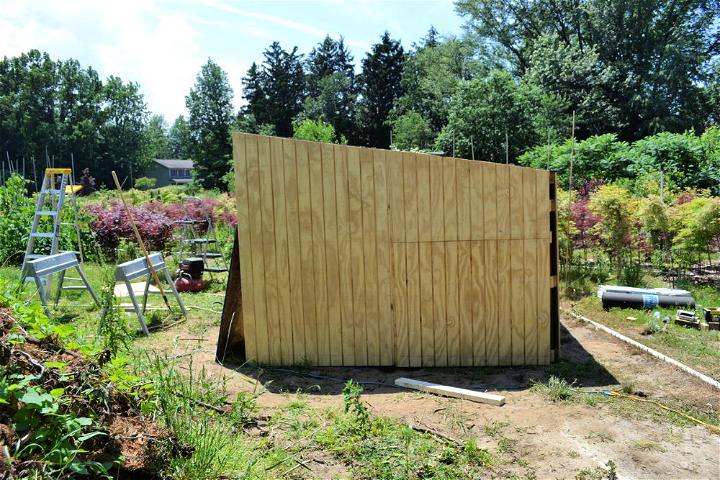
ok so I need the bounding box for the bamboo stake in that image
[111,170,175,313]
[569,110,575,192]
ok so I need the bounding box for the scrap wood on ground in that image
[0,307,177,478]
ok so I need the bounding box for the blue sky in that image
[0,0,464,122]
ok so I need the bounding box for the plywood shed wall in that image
[221,133,559,367]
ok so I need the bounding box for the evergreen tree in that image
[306,36,355,96]
[357,32,405,148]
[240,62,266,125]
[241,42,305,137]
[303,36,357,142]
[186,58,234,189]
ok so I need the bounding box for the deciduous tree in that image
[186,58,234,189]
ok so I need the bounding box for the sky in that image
[0,0,465,122]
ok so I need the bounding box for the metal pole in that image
[660,170,665,206]
[547,129,552,170]
[31,155,37,190]
[470,136,475,161]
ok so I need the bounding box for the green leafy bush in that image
[0,175,34,265]
[628,132,705,190]
[292,118,341,143]
[134,176,157,190]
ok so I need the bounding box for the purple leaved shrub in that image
[86,202,174,259]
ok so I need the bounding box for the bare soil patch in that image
[143,312,720,479]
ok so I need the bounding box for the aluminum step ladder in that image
[174,199,228,279]
[21,168,86,294]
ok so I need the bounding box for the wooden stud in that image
[395,377,505,406]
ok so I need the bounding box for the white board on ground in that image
[113,281,160,298]
[394,377,506,406]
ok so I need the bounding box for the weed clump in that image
[532,376,577,402]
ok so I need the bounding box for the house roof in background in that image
[154,159,193,169]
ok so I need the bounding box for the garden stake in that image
[111,170,175,313]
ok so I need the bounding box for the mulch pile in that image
[0,307,180,478]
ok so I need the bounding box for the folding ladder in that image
[174,198,228,279]
[20,168,85,292]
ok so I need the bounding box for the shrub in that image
[519,134,631,186]
[391,111,434,150]
[134,176,157,190]
[588,185,635,279]
[669,196,720,265]
[0,175,34,265]
[86,202,174,259]
[628,132,705,190]
[293,118,339,143]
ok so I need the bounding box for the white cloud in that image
[0,0,204,120]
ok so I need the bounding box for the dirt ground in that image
[140,313,720,479]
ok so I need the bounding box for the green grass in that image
[531,376,576,402]
[0,259,227,343]
[0,263,541,479]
